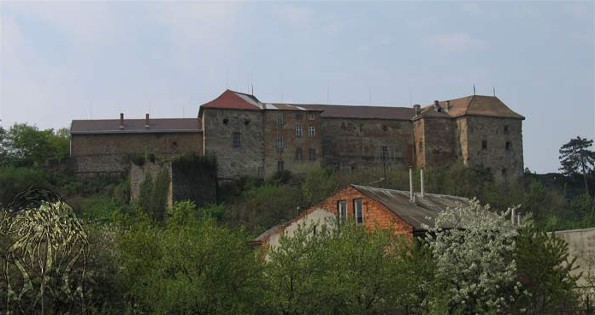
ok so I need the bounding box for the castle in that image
[70,89,524,182]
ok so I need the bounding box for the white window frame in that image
[296,125,303,138]
[308,126,316,137]
[276,136,284,150]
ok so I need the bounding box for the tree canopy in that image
[559,136,595,194]
[0,123,70,167]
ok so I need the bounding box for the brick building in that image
[253,184,470,249]
[69,89,524,182]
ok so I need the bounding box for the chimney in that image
[409,166,414,202]
[413,104,421,116]
[445,100,450,113]
[145,113,150,128]
[434,100,441,112]
[119,113,124,129]
[420,168,425,198]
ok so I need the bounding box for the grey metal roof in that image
[71,118,202,135]
[299,104,414,120]
[351,185,469,231]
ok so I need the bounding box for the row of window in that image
[337,199,364,225]
[295,148,316,161]
[233,130,317,149]
[275,112,316,125]
[295,125,316,138]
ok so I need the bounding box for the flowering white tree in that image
[423,199,524,314]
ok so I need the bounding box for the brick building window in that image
[308,126,316,137]
[308,113,316,120]
[296,148,303,161]
[232,132,241,148]
[276,113,284,125]
[354,199,363,225]
[506,141,512,150]
[295,112,303,120]
[482,140,488,150]
[337,200,347,220]
[309,148,316,161]
[296,125,303,138]
[277,160,284,172]
[276,136,284,150]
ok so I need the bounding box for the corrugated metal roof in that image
[70,118,202,134]
[351,185,469,231]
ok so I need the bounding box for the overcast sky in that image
[1,1,593,173]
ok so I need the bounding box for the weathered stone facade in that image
[320,118,413,170]
[70,90,525,183]
[201,108,264,179]
[70,117,202,175]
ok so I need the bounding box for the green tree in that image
[514,225,579,313]
[1,123,70,167]
[117,201,263,314]
[264,221,422,314]
[559,136,595,195]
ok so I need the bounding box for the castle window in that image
[308,126,316,137]
[276,113,284,125]
[296,125,303,138]
[482,140,488,150]
[277,160,284,172]
[504,125,509,134]
[308,113,316,120]
[309,148,317,161]
[295,112,303,120]
[354,199,363,225]
[506,141,512,150]
[223,118,229,125]
[296,148,303,161]
[232,132,241,148]
[276,136,284,150]
[337,200,347,220]
[244,119,250,126]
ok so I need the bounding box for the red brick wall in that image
[310,186,414,236]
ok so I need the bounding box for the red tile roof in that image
[199,89,262,111]
[437,95,524,119]
[71,118,202,134]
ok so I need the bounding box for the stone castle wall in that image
[71,133,202,175]
[202,109,264,179]
[319,118,413,170]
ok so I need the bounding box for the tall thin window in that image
[337,201,347,220]
[309,148,316,161]
[277,160,284,172]
[308,126,316,137]
[295,125,303,138]
[276,113,284,125]
[354,199,363,225]
[482,140,488,150]
[276,136,284,150]
[232,132,241,148]
[295,148,303,161]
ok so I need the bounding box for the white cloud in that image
[423,33,488,53]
